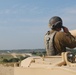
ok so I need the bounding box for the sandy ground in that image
[0,66,14,75]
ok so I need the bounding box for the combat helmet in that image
[49,16,63,29]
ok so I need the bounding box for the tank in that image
[14,30,76,75]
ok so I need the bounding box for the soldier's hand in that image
[62,26,69,33]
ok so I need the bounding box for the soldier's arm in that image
[61,26,76,48]
[56,32,76,48]
[62,32,76,48]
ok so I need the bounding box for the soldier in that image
[44,16,76,56]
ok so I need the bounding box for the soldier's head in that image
[49,16,63,31]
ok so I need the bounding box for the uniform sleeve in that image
[55,32,76,48]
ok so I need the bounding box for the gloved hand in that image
[62,26,69,33]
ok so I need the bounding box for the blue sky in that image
[0,0,76,50]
